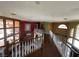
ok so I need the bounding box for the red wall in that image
[20,21,37,36]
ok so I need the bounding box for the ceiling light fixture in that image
[11,13,16,15]
[35,1,40,5]
[64,18,68,20]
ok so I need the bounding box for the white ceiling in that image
[0,1,79,22]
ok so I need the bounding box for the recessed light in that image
[64,18,68,20]
[11,13,16,15]
[35,1,40,5]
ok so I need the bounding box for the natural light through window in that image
[75,24,79,39]
[73,24,79,49]
[58,24,67,29]
[67,38,73,44]
[70,28,74,37]
[0,19,3,28]
[0,39,4,46]
[74,40,79,49]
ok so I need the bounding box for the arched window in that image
[58,24,67,29]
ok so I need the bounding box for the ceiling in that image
[0,1,79,22]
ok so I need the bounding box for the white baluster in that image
[29,40,31,53]
[2,48,4,57]
[31,40,33,52]
[25,42,26,55]
[33,39,35,52]
[24,42,25,55]
[33,38,35,52]
[26,42,29,54]
[22,42,23,56]
[19,43,21,57]
[26,42,28,55]
[15,44,17,57]
[29,40,31,54]
[31,40,32,53]
[12,45,14,57]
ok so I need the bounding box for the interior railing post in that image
[27,42,29,54]
[26,42,27,55]
[25,41,26,56]
[29,40,31,53]
[12,45,14,57]
[15,44,17,57]
[22,42,24,57]
[24,41,25,56]
[2,48,5,57]
[19,43,21,57]
[31,39,33,52]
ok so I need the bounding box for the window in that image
[0,19,4,47]
[15,21,20,27]
[7,36,13,43]
[58,24,67,29]
[0,18,20,47]
[0,29,4,39]
[15,28,19,34]
[15,34,19,42]
[67,28,74,44]
[73,40,79,49]
[70,28,74,37]
[0,19,3,28]
[0,39,4,46]
[75,24,79,39]
[6,20,13,28]
[14,21,20,43]
[6,29,13,36]
[67,38,73,44]
[66,28,74,56]
[73,24,79,49]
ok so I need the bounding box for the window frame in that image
[0,16,20,47]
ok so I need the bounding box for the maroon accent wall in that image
[20,21,37,36]
[20,21,26,32]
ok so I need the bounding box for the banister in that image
[53,33,79,56]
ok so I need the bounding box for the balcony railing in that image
[0,34,44,57]
[52,33,79,57]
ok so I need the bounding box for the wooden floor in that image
[27,34,61,57]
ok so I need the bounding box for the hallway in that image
[27,34,61,57]
[0,1,79,57]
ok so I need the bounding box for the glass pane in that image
[6,29,13,36]
[75,25,79,39]
[6,20,13,28]
[15,21,20,27]
[67,38,73,44]
[15,28,19,34]
[15,34,19,42]
[0,39,4,46]
[0,19,3,28]
[70,28,74,37]
[7,36,13,43]
[73,40,79,49]
[0,29,4,39]
[58,24,67,29]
